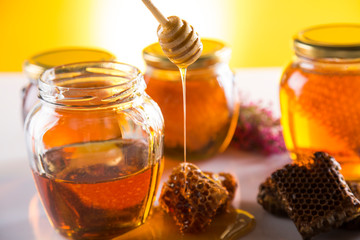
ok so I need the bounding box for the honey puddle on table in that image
[116,206,255,240]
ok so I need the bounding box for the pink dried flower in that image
[231,101,286,155]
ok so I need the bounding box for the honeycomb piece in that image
[159,163,229,233]
[271,152,360,239]
[257,178,360,227]
[204,171,238,213]
[257,171,360,229]
[257,177,287,217]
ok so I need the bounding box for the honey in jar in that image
[22,48,116,121]
[143,39,239,161]
[280,24,360,181]
[24,62,164,239]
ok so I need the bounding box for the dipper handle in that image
[141,0,168,26]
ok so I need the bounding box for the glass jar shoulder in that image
[26,97,163,139]
[124,95,164,161]
[24,103,58,142]
[145,63,235,106]
[281,59,360,95]
[282,57,360,82]
[280,58,324,93]
[280,60,302,84]
[125,94,164,135]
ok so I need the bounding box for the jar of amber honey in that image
[143,39,239,160]
[280,24,360,180]
[24,62,164,239]
[22,48,116,121]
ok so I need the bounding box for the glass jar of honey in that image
[24,62,164,239]
[143,39,239,161]
[22,48,116,122]
[280,24,360,180]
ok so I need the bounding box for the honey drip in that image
[115,207,255,240]
[180,67,187,164]
[179,67,190,195]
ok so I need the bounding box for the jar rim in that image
[23,47,116,82]
[39,61,144,107]
[142,38,231,70]
[294,23,360,59]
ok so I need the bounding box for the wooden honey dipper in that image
[142,0,203,68]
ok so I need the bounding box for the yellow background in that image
[1,0,360,71]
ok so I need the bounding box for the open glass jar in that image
[24,62,164,239]
[280,24,360,180]
[143,39,239,161]
[22,48,116,121]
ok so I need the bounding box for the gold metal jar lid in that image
[294,24,360,59]
[23,48,116,81]
[143,38,231,70]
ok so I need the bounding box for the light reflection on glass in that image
[28,194,65,240]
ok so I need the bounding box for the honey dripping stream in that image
[180,67,187,165]
[179,67,189,194]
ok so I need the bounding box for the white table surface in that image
[1,69,360,240]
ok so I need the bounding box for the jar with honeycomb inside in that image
[280,24,360,181]
[22,48,116,122]
[24,62,164,240]
[143,39,239,161]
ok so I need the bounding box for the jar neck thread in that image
[39,62,145,108]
